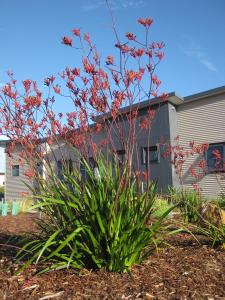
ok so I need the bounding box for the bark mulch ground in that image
[0,213,224,300]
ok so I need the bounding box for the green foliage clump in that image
[0,185,4,198]
[217,195,225,210]
[152,197,174,218]
[17,158,175,274]
[168,187,204,223]
[197,223,225,248]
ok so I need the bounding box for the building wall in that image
[0,174,5,187]
[93,102,173,192]
[4,102,174,200]
[2,99,183,200]
[5,145,33,201]
[177,92,225,198]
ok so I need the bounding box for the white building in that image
[0,172,5,187]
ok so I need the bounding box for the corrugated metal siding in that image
[177,93,225,198]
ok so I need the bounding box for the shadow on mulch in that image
[0,213,224,300]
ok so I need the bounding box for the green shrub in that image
[217,195,225,210]
[197,223,225,248]
[152,197,174,218]
[17,157,176,274]
[19,198,34,213]
[0,185,4,198]
[168,187,204,223]
[180,190,204,223]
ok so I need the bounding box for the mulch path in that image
[0,214,224,299]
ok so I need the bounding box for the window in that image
[12,165,19,176]
[36,162,43,176]
[116,150,126,167]
[206,143,225,173]
[142,145,160,165]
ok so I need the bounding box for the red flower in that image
[126,32,136,40]
[95,123,103,132]
[72,28,80,36]
[53,85,61,94]
[138,17,153,27]
[157,42,165,49]
[155,51,164,60]
[140,117,149,130]
[72,68,80,76]
[146,50,153,58]
[44,76,55,87]
[62,36,72,46]
[20,191,29,197]
[23,79,32,93]
[100,139,107,148]
[147,109,156,119]
[212,149,222,161]
[142,171,148,181]
[189,166,197,178]
[24,95,42,108]
[151,91,158,97]
[152,75,161,88]
[44,78,50,86]
[27,118,33,126]
[198,159,206,170]
[159,92,169,101]
[134,48,145,57]
[83,58,95,74]
[24,169,35,178]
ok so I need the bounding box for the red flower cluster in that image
[72,28,80,36]
[126,32,136,40]
[138,17,153,27]
[62,36,72,46]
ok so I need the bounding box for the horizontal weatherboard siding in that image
[177,92,225,198]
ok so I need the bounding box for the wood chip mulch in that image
[0,214,224,300]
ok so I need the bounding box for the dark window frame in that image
[11,165,20,177]
[36,162,43,177]
[142,145,160,165]
[206,142,225,173]
[116,149,126,167]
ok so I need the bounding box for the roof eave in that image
[94,93,184,123]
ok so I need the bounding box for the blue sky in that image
[0,0,225,171]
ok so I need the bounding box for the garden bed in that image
[0,213,224,299]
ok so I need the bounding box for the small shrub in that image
[197,223,225,248]
[190,202,225,248]
[0,185,4,199]
[19,198,34,213]
[152,197,174,218]
[168,187,204,223]
[217,195,225,210]
[17,158,175,274]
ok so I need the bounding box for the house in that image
[0,172,5,187]
[0,85,225,201]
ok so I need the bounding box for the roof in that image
[94,85,225,122]
[183,85,225,104]
[94,92,183,122]
[1,85,224,142]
